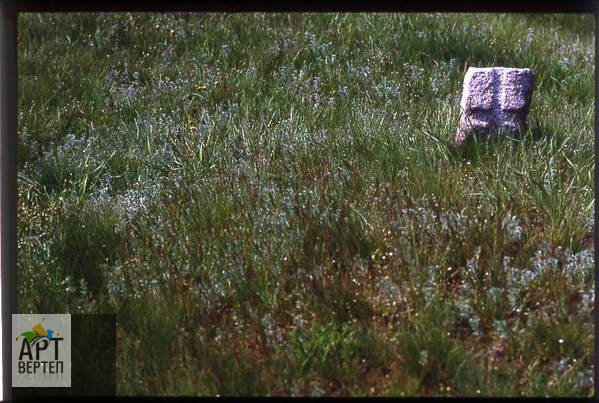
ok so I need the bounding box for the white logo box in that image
[11,314,71,387]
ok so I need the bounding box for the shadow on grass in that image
[447,120,562,163]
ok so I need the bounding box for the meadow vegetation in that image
[17,13,594,396]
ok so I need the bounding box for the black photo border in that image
[2,1,598,401]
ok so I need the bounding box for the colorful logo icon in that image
[15,318,60,347]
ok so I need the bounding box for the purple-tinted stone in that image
[455,67,535,144]
[465,70,494,110]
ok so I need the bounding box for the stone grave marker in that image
[455,67,535,144]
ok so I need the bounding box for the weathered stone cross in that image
[455,67,535,144]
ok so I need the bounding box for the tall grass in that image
[17,13,594,396]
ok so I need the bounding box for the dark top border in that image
[13,0,599,13]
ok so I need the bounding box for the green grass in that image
[17,12,594,396]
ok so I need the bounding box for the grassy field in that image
[16,13,594,396]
